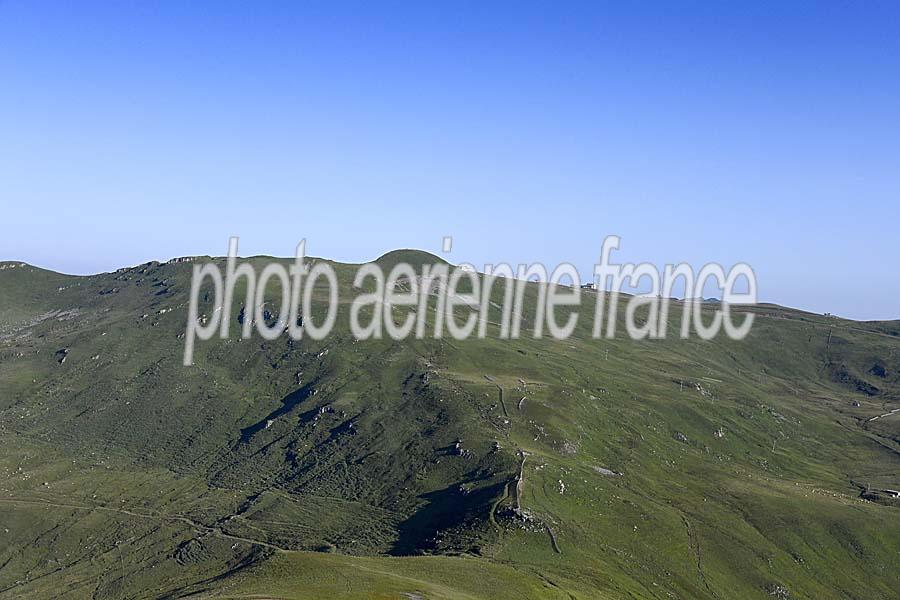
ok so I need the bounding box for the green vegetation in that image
[0,254,897,599]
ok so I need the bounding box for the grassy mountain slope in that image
[0,255,897,599]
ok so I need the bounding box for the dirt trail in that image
[497,385,509,417]
[0,497,288,552]
[681,514,718,598]
[489,482,509,533]
[485,375,509,417]
[868,408,900,422]
[545,525,562,554]
[514,450,528,514]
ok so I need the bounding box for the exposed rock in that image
[592,466,620,476]
[560,440,578,456]
[55,348,69,364]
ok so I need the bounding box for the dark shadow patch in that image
[829,363,879,396]
[240,381,318,443]
[390,480,503,556]
[869,362,888,379]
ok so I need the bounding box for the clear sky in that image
[1,2,898,320]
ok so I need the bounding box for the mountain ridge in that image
[2,256,896,326]
[0,254,898,598]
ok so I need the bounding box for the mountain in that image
[0,254,898,599]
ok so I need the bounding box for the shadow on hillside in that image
[239,381,318,443]
[390,481,504,556]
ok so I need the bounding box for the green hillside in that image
[0,255,897,599]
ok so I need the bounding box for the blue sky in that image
[1,1,898,320]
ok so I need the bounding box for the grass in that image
[195,551,574,600]
[0,252,898,598]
